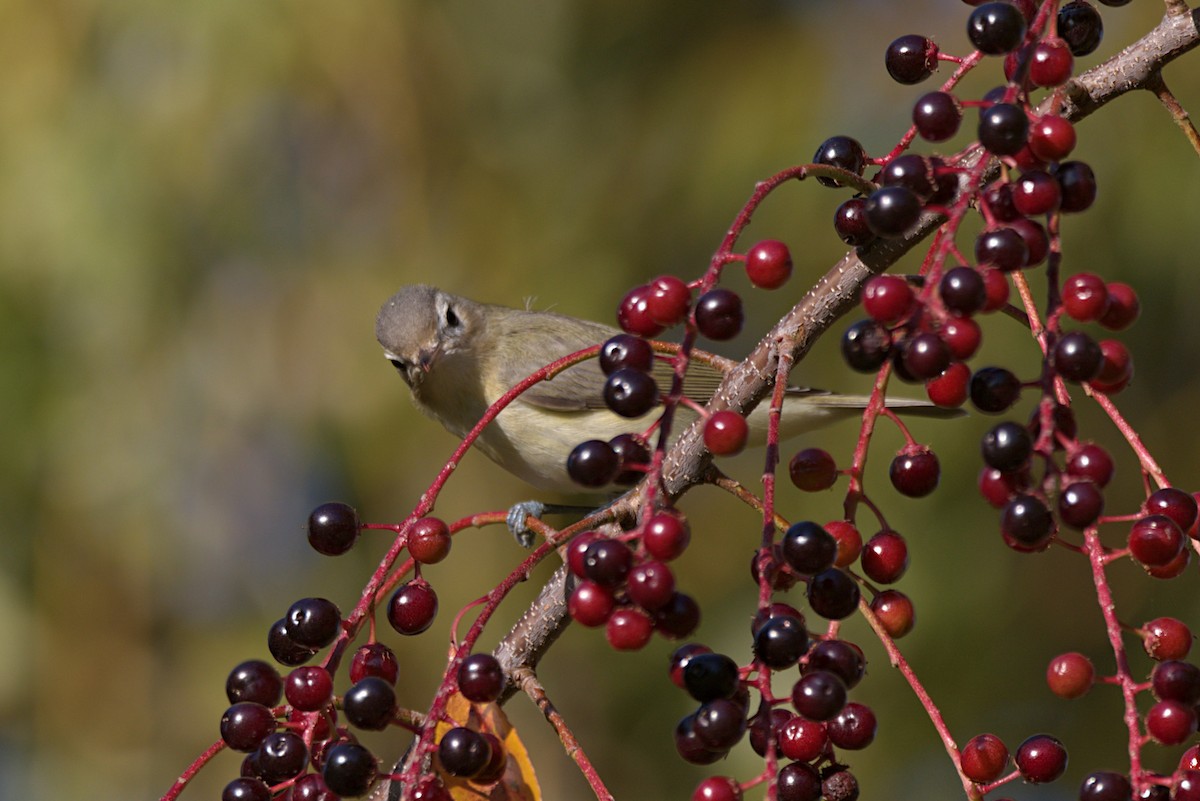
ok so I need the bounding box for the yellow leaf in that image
[433,691,541,801]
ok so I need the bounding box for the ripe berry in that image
[1058,482,1105,529]
[683,652,741,702]
[1054,331,1103,382]
[256,731,309,783]
[805,639,866,688]
[675,714,724,765]
[777,761,822,801]
[694,288,744,341]
[1015,734,1068,783]
[940,266,987,316]
[1012,217,1049,266]
[1145,488,1199,534]
[606,607,655,650]
[961,733,1009,783]
[388,580,438,635]
[901,333,951,381]
[1030,38,1074,87]
[967,3,1028,54]
[825,520,864,567]
[1079,771,1132,801]
[567,439,619,487]
[617,284,666,337]
[1029,115,1077,162]
[748,708,793,758]
[1047,652,1095,699]
[1099,282,1139,330]
[971,366,1022,413]
[981,267,1010,311]
[827,702,877,750]
[227,660,283,707]
[913,91,962,141]
[880,154,938,200]
[343,677,397,731]
[285,666,333,712]
[813,136,868,186]
[643,513,691,561]
[568,580,614,627]
[408,516,452,564]
[1056,160,1099,213]
[600,334,654,375]
[610,433,650,485]
[1128,515,1185,567]
[1059,1,1104,56]
[655,591,701,640]
[627,560,676,611]
[583,538,633,586]
[1062,272,1109,321]
[782,521,838,575]
[978,103,1029,156]
[753,614,809,670]
[221,702,277,752]
[975,226,1028,271]
[646,274,691,327]
[889,449,940,497]
[1143,617,1193,661]
[841,319,892,372]
[438,726,491,778]
[745,240,793,289]
[458,653,505,703]
[323,742,377,797]
[1002,494,1055,551]
[222,778,271,801]
[1152,660,1200,705]
[604,368,658,417]
[870,589,915,637]
[1147,700,1198,745]
[865,185,922,238]
[792,670,848,721]
[704,410,748,456]
[940,316,982,361]
[307,502,360,556]
[834,197,876,246]
[268,617,317,667]
[1091,339,1133,393]
[861,530,909,584]
[285,598,341,650]
[349,642,398,685]
[981,421,1032,472]
[1068,442,1115,487]
[806,568,860,620]
[789,448,838,492]
[885,34,938,84]
[670,643,713,689]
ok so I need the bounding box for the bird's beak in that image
[418,347,437,372]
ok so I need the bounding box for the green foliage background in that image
[1,2,1197,799]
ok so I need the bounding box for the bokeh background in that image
[2,1,1198,799]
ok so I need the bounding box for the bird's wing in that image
[490,311,619,411]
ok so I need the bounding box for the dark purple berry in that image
[885,34,938,84]
[813,136,868,187]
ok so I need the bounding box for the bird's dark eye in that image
[388,358,407,374]
[445,306,460,328]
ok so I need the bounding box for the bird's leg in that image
[506,502,597,548]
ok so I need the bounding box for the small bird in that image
[375,285,956,499]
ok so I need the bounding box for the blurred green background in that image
[2,1,1198,799]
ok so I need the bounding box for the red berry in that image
[745,240,793,289]
[1067,442,1115,487]
[981,268,1010,311]
[940,317,982,360]
[605,607,654,651]
[862,274,915,323]
[285,666,334,712]
[1145,487,1199,533]
[646,275,691,327]
[617,284,666,337]
[961,733,1009,783]
[1062,272,1109,321]
[1029,38,1074,87]
[1029,114,1077,162]
[1012,170,1062,216]
[1014,733,1068,783]
[388,580,438,635]
[408,517,452,564]
[870,590,915,638]
[627,560,676,611]
[704,410,749,456]
[1147,700,1198,745]
[789,448,838,492]
[1128,514,1185,568]
[568,581,615,627]
[780,715,829,762]
[827,702,877,750]
[1047,652,1094,699]
[643,513,691,561]
[692,776,742,801]
[349,642,400,685]
[1143,617,1193,661]
[1099,282,1139,330]
[926,362,971,408]
[825,520,864,567]
[861,529,909,583]
[1089,339,1132,393]
[889,449,940,497]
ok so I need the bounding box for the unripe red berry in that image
[745,240,793,289]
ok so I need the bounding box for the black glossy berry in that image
[913,91,962,142]
[257,731,308,784]
[880,154,938,200]
[968,3,1028,54]
[567,439,619,488]
[978,103,1030,156]
[865,186,922,238]
[834,198,876,247]
[583,538,634,587]
[901,332,951,380]
[841,320,892,373]
[806,569,860,621]
[268,617,317,667]
[1058,481,1105,529]
[885,34,938,84]
[285,597,342,649]
[683,652,741,703]
[693,698,748,750]
[940,266,987,316]
[307,502,360,556]
[753,614,810,670]
[322,742,377,797]
[694,289,744,341]
[438,727,491,778]
[1002,494,1055,550]
[1056,160,1098,213]
[343,677,397,731]
[603,368,658,417]
[975,227,1029,272]
[1059,1,1104,57]
[813,136,867,187]
[970,366,1022,413]
[600,334,654,375]
[791,670,848,721]
[805,640,866,689]
[226,660,283,707]
[1054,331,1103,382]
[458,653,505,703]
[782,521,838,575]
[981,421,1032,472]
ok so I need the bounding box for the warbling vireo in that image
[375,284,955,496]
